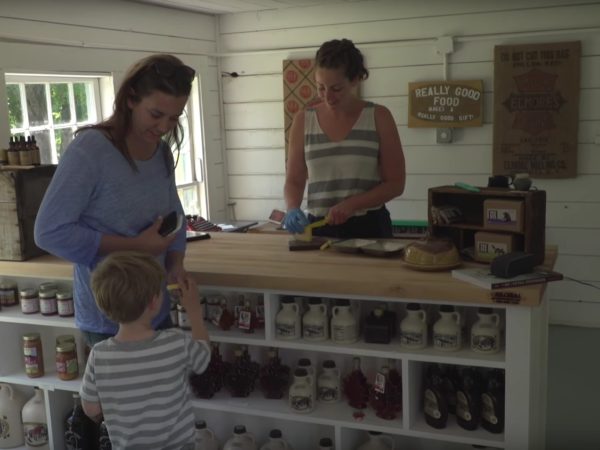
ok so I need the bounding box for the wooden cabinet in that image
[0,234,554,450]
[428,186,546,265]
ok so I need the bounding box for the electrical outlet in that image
[436,128,453,143]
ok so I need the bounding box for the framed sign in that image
[282,59,321,159]
[493,41,581,178]
[408,80,483,128]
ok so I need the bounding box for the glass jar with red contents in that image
[20,288,39,314]
[23,333,44,378]
[39,289,58,316]
[56,342,79,381]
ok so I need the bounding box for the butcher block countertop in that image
[1,232,558,307]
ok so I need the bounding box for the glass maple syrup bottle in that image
[259,347,291,399]
[481,369,505,433]
[342,357,370,410]
[456,367,483,430]
[423,364,448,429]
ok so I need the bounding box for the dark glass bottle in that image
[481,369,505,433]
[342,357,370,409]
[369,366,398,420]
[224,346,259,397]
[64,393,99,450]
[387,359,402,413]
[216,298,235,331]
[440,364,459,415]
[456,367,483,430]
[259,348,291,399]
[423,364,448,429]
[189,343,230,399]
[98,421,111,450]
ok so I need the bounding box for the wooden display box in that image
[428,186,546,265]
[0,165,57,260]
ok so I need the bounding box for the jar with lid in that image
[331,298,357,344]
[20,288,40,314]
[399,303,427,349]
[56,290,74,317]
[0,279,19,307]
[433,305,461,352]
[39,289,58,316]
[23,333,44,378]
[56,341,79,381]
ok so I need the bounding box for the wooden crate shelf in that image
[428,186,546,265]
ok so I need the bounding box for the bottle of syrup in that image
[98,420,111,450]
[189,343,229,399]
[456,367,483,430]
[481,369,505,433]
[64,393,98,450]
[259,348,291,399]
[423,364,448,429]
[369,366,398,420]
[342,357,370,409]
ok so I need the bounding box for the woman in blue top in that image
[34,54,195,345]
[284,39,406,238]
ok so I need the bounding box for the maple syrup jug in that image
[456,367,483,430]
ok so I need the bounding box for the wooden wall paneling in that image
[226,149,285,175]
[219,4,600,52]
[218,0,585,34]
[225,129,284,149]
[4,0,215,42]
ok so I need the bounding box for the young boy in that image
[79,251,210,450]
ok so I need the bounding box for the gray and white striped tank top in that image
[304,102,382,217]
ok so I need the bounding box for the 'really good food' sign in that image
[408,80,483,128]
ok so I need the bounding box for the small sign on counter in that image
[408,80,483,128]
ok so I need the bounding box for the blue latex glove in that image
[283,208,309,234]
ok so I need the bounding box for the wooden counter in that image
[0,233,557,307]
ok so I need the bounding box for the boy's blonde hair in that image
[91,251,165,324]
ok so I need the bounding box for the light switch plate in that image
[436,128,453,143]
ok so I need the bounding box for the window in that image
[5,73,207,218]
[6,74,101,164]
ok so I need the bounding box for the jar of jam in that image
[23,333,44,378]
[56,342,79,381]
[0,280,19,307]
[56,290,75,317]
[20,288,39,314]
[39,289,58,316]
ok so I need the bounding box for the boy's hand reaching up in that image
[178,274,209,342]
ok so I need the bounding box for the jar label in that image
[57,299,74,316]
[424,388,441,419]
[318,386,339,402]
[456,391,472,421]
[400,331,424,346]
[481,393,498,424]
[21,298,39,314]
[374,372,386,394]
[238,310,252,330]
[471,334,498,352]
[433,333,458,349]
[0,290,17,306]
[276,323,296,338]
[40,298,57,314]
[23,422,48,446]
[290,395,312,411]
[303,324,325,338]
[332,325,356,342]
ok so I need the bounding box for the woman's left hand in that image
[327,199,356,226]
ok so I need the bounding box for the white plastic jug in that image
[194,420,220,450]
[355,431,395,450]
[0,383,25,448]
[223,425,256,450]
[21,388,49,450]
[259,429,293,450]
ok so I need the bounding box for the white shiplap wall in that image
[217,0,600,327]
[0,0,230,220]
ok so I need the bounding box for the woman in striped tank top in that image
[284,39,406,239]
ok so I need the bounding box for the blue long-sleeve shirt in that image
[34,129,186,334]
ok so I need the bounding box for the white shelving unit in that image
[0,279,548,450]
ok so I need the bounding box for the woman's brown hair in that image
[316,39,369,82]
[78,53,195,172]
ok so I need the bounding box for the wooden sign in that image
[408,80,483,128]
[282,59,321,159]
[493,41,581,178]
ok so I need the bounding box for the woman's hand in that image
[136,217,177,256]
[327,199,357,226]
